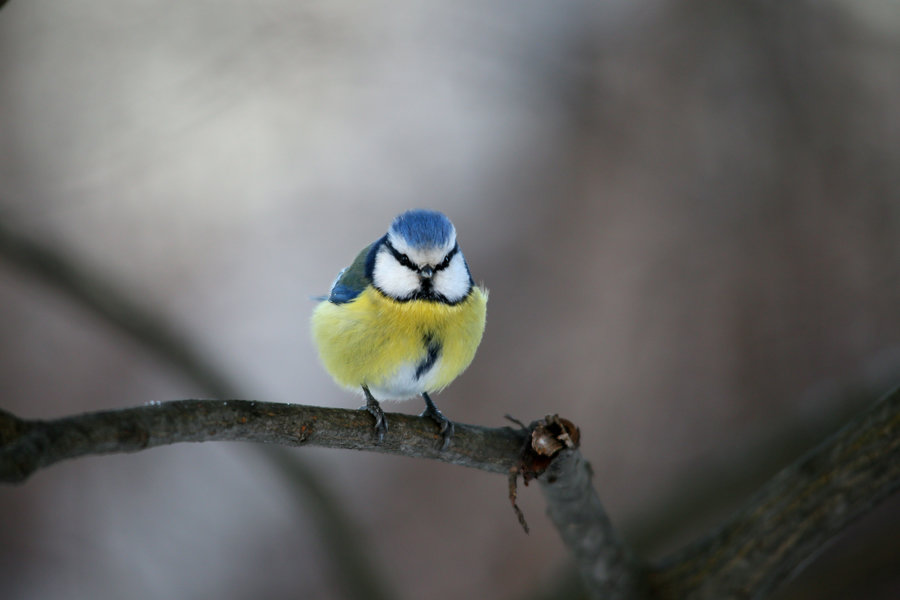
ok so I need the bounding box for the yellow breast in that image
[311,286,487,399]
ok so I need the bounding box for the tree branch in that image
[2,388,899,600]
[0,400,527,483]
[650,385,900,599]
[0,217,399,600]
[2,222,898,599]
[538,448,646,600]
[0,400,644,598]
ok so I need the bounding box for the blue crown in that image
[390,210,454,249]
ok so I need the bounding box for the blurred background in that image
[1,1,899,599]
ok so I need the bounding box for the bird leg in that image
[361,386,387,443]
[420,392,454,450]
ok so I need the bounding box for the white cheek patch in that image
[432,253,471,303]
[372,250,419,298]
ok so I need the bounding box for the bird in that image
[311,209,487,449]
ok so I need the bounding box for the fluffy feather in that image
[311,285,487,400]
[312,209,487,403]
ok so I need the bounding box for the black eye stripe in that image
[434,244,459,272]
[383,239,414,268]
[383,239,458,273]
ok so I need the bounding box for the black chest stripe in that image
[415,334,442,380]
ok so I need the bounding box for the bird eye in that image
[439,254,451,269]
[398,254,414,268]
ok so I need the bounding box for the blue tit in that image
[311,209,487,449]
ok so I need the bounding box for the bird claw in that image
[365,404,388,443]
[361,388,387,443]
[420,399,454,451]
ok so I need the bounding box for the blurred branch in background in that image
[650,385,900,599]
[627,379,898,558]
[1,219,898,599]
[0,217,395,600]
[3,3,900,597]
[2,373,898,599]
[0,219,235,399]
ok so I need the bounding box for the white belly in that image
[365,356,445,401]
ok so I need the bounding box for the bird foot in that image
[361,388,387,443]
[420,394,454,450]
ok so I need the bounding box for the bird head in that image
[372,210,473,304]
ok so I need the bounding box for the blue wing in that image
[325,242,376,304]
[328,271,363,303]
